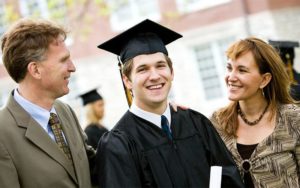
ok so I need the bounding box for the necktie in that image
[161,115,172,140]
[49,113,73,161]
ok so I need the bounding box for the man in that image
[94,19,244,187]
[269,40,300,101]
[0,19,94,188]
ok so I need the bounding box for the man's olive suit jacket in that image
[0,92,93,188]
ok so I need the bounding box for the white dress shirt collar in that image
[129,102,171,129]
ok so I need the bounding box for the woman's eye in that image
[226,66,232,71]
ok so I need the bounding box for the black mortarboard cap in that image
[268,40,299,64]
[79,89,103,106]
[97,19,182,63]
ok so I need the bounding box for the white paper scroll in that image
[209,166,222,188]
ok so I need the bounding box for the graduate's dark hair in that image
[122,54,173,80]
[215,37,295,136]
[1,18,67,83]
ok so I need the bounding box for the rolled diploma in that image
[209,166,222,188]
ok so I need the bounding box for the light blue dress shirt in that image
[13,88,57,141]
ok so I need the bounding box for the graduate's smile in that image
[147,83,164,90]
[146,82,166,97]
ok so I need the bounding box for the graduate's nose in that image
[149,68,160,80]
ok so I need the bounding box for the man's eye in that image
[157,63,167,68]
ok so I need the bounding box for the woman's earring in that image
[262,88,265,97]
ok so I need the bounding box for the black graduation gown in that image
[94,108,244,188]
[84,124,108,149]
[291,69,300,100]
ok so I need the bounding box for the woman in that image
[80,89,108,149]
[210,37,300,188]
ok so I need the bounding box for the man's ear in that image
[27,62,41,79]
[122,75,132,90]
[260,72,272,89]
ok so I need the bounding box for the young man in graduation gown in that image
[94,19,244,188]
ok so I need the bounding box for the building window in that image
[193,37,235,100]
[218,37,235,70]
[106,0,160,31]
[19,0,67,23]
[176,0,231,13]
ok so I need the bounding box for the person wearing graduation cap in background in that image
[93,19,244,188]
[269,40,300,101]
[79,89,108,150]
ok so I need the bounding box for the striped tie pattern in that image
[49,113,73,161]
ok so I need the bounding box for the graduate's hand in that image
[169,102,189,112]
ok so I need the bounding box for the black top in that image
[291,70,300,100]
[291,84,300,101]
[94,108,245,188]
[84,124,108,149]
[237,143,258,188]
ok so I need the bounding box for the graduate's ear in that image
[27,61,42,79]
[123,75,132,90]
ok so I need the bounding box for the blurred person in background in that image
[79,88,108,150]
[211,37,300,188]
[269,40,300,101]
[0,18,94,188]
